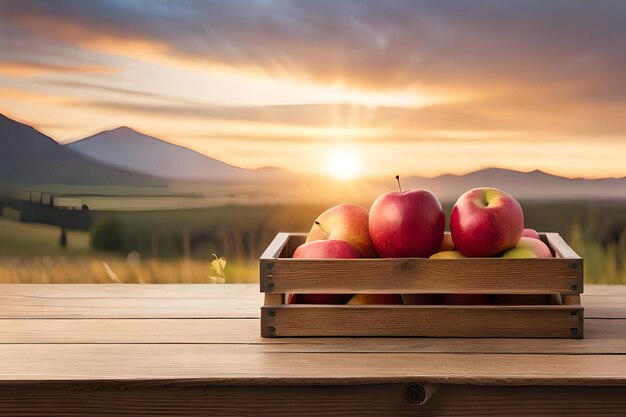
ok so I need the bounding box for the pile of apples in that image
[290,177,554,305]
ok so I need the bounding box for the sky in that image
[0,0,625,179]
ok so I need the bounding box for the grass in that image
[0,256,257,284]
[0,217,257,283]
[0,216,91,256]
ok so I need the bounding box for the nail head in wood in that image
[267,326,276,334]
[571,285,578,291]
[268,310,276,317]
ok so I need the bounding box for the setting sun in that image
[327,148,362,180]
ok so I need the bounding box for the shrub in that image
[90,217,124,252]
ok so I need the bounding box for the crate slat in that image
[260,233,582,295]
[262,257,580,294]
[262,304,583,338]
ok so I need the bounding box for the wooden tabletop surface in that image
[0,284,624,386]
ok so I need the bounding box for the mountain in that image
[400,168,626,201]
[68,127,253,181]
[0,114,164,186]
[2,113,624,201]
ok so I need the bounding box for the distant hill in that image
[2,113,624,202]
[0,114,165,186]
[68,127,256,181]
[400,168,626,201]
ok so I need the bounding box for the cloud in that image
[40,80,200,105]
[2,0,625,161]
[67,98,626,140]
[1,0,625,101]
[0,59,117,76]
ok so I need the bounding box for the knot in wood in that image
[403,384,426,405]
[398,261,414,273]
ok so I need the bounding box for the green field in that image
[0,200,625,284]
[0,217,256,283]
[0,216,90,256]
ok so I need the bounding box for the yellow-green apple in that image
[306,204,376,257]
[450,187,524,257]
[348,294,403,305]
[444,294,491,305]
[429,250,465,259]
[493,294,550,305]
[293,239,362,259]
[522,228,541,240]
[288,293,353,304]
[515,236,553,257]
[501,247,537,258]
[438,231,455,252]
[369,176,445,258]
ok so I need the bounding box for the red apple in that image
[306,204,376,257]
[291,239,361,304]
[369,176,445,258]
[515,236,553,258]
[438,231,455,252]
[444,294,491,305]
[450,187,524,257]
[347,294,403,305]
[522,228,541,240]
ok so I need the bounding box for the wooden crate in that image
[260,233,583,338]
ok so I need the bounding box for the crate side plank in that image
[544,233,582,259]
[262,305,583,338]
[261,232,582,294]
[264,257,582,294]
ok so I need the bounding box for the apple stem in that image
[395,175,403,195]
[314,221,329,237]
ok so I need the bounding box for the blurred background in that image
[0,0,624,284]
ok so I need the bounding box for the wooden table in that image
[0,284,624,416]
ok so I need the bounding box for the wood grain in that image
[581,295,626,318]
[0,382,623,417]
[585,285,626,296]
[544,233,583,259]
[0,284,622,415]
[0,285,621,319]
[264,293,284,304]
[260,232,293,260]
[263,257,582,294]
[0,283,259,299]
[262,304,583,338]
[0,344,624,384]
[261,233,583,294]
[0,318,622,352]
[0,285,261,318]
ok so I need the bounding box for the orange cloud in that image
[0,87,60,102]
[0,59,118,76]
